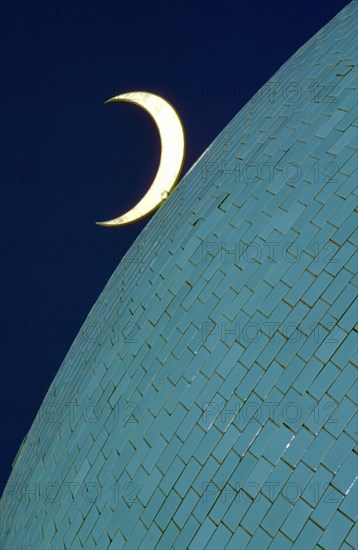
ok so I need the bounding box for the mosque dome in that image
[1,2,357,548]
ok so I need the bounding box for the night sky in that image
[0,0,350,493]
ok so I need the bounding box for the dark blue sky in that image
[0,0,350,493]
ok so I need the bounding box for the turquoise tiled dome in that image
[1,2,357,548]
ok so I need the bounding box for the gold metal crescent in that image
[96,91,185,227]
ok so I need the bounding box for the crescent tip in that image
[96,220,116,227]
[96,218,128,227]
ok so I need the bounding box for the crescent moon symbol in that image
[96,91,185,227]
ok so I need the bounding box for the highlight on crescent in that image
[96,91,186,227]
